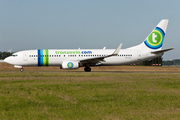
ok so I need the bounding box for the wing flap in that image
[79,56,106,63]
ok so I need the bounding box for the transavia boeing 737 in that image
[4,19,173,72]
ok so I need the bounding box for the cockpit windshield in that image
[12,54,18,57]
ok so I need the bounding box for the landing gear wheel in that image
[84,67,91,72]
[20,68,24,72]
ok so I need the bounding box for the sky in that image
[0,0,179,60]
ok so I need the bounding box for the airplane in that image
[4,19,173,72]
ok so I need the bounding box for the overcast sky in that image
[0,0,179,60]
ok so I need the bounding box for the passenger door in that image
[23,52,28,61]
[137,51,141,60]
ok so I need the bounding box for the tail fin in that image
[127,19,169,50]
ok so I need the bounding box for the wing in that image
[79,44,122,64]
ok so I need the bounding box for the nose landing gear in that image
[20,68,24,72]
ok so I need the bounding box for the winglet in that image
[112,44,122,56]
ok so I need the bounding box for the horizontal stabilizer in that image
[151,48,174,54]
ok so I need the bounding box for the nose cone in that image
[4,57,11,64]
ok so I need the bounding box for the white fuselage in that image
[4,49,162,67]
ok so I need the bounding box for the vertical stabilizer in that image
[127,19,169,50]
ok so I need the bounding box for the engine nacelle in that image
[61,61,79,69]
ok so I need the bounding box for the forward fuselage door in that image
[23,52,28,61]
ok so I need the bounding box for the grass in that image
[0,72,180,119]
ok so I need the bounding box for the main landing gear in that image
[20,68,24,72]
[84,67,91,72]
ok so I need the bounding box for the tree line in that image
[0,52,13,60]
[139,56,163,66]
[163,59,180,66]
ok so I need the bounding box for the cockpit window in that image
[12,54,18,57]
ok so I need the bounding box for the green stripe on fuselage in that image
[46,49,49,66]
[43,49,49,66]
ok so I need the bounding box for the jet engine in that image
[61,61,79,69]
